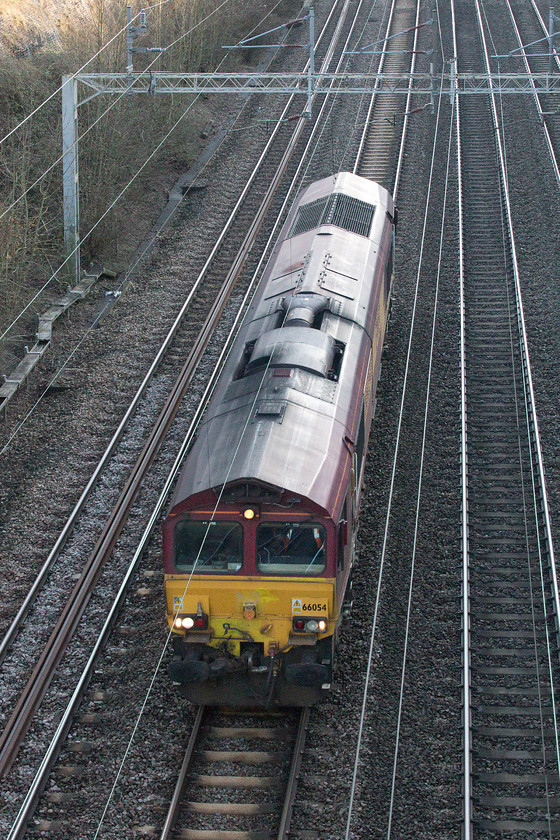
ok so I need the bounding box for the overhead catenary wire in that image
[338,12,392,171]
[0,0,292,455]
[385,81,453,839]
[0,0,301,454]
[100,0,293,288]
[280,0,394,193]
[0,0,233,230]
[300,0,390,175]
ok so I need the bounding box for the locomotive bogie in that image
[168,639,335,707]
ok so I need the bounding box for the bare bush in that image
[0,0,292,340]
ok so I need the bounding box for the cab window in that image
[175,520,243,573]
[256,523,326,575]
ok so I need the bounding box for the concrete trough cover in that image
[1,264,108,415]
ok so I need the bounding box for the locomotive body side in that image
[163,173,395,706]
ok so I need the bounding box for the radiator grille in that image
[288,193,375,238]
[326,194,376,237]
[289,197,329,237]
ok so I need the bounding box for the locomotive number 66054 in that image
[162,172,396,707]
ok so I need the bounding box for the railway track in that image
[354,0,421,187]
[5,0,528,833]
[1,0,413,832]
[0,0,357,781]
[455,0,560,835]
[160,708,310,840]
[488,0,560,186]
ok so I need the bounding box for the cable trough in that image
[0,265,110,417]
[456,0,560,835]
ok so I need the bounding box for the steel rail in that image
[157,708,309,840]
[276,708,310,840]
[479,0,560,760]
[502,0,560,187]
[342,0,423,831]
[474,0,560,715]
[0,0,345,674]
[353,0,420,187]
[456,0,560,833]
[352,0,402,171]
[528,0,560,69]
[450,0,470,832]
[391,0,421,199]
[159,707,206,840]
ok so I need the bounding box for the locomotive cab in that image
[163,488,340,707]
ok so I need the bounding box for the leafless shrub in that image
[0,0,296,337]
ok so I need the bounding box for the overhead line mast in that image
[61,6,559,284]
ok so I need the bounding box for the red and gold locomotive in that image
[163,172,395,706]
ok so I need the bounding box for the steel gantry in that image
[61,0,560,283]
[69,69,560,96]
[61,67,560,281]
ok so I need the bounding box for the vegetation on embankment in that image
[0,0,293,347]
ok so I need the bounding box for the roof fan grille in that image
[289,197,329,237]
[288,193,375,239]
[326,194,376,237]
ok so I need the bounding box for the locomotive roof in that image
[170,173,394,520]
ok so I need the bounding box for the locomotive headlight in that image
[292,617,328,633]
[174,616,195,629]
[243,508,255,520]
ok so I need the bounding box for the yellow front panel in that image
[165,575,336,654]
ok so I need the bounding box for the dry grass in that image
[0,0,296,348]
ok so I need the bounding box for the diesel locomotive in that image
[163,172,395,706]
